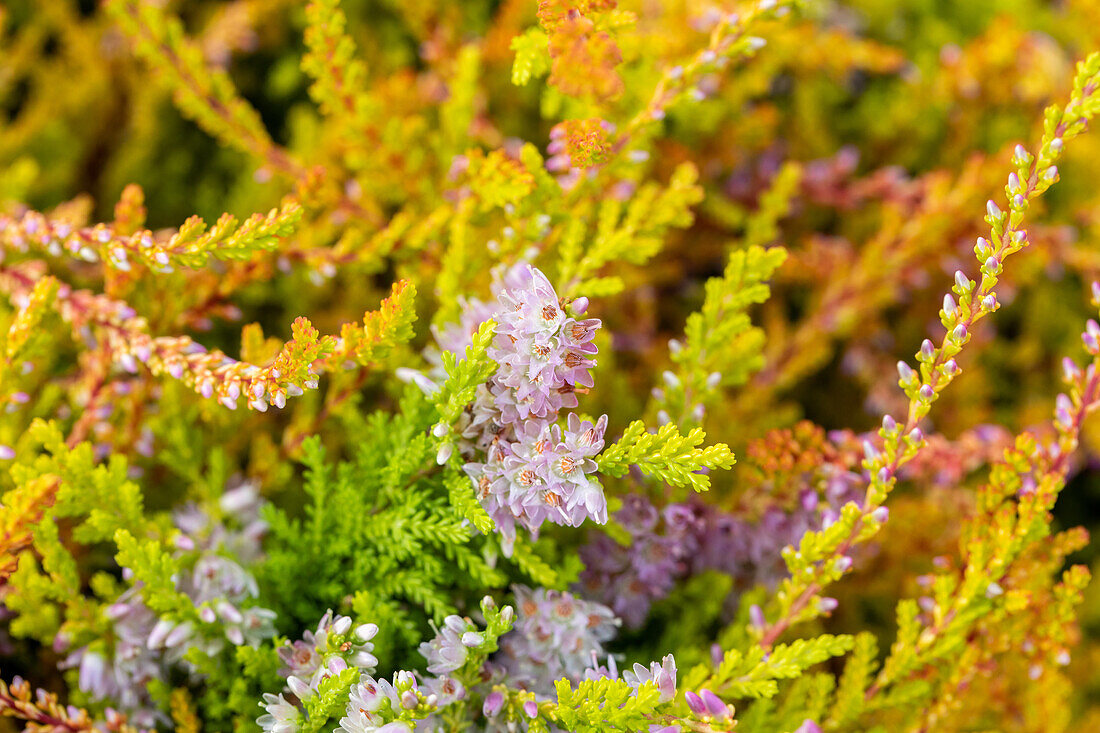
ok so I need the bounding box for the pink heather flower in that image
[336,676,415,733]
[258,693,299,733]
[279,610,379,692]
[579,470,863,628]
[620,654,678,703]
[408,263,610,549]
[497,585,619,695]
[419,615,474,674]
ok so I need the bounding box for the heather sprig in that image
[653,243,788,429]
[105,0,304,182]
[0,263,417,412]
[0,674,145,733]
[757,51,1100,649]
[597,420,736,493]
[0,198,302,272]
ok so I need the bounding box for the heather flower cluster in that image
[336,671,427,733]
[580,469,863,628]
[61,484,275,727]
[258,588,677,733]
[261,610,380,732]
[418,264,608,548]
[495,585,619,696]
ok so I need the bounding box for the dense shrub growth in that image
[4,0,1100,730]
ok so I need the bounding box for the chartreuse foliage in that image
[4,1,1100,732]
[257,387,508,642]
[654,244,789,428]
[598,420,736,492]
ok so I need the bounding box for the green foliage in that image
[551,676,664,732]
[157,200,303,268]
[558,163,704,297]
[257,392,507,644]
[114,530,196,620]
[827,632,879,727]
[656,244,788,427]
[105,0,295,175]
[597,420,736,492]
[685,634,855,701]
[511,29,551,86]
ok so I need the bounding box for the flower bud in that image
[749,604,765,629]
[483,691,504,717]
[975,236,992,259]
[897,361,915,383]
[943,294,957,317]
[701,689,728,717]
[288,675,311,699]
[862,440,879,461]
[1063,357,1082,382]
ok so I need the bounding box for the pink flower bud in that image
[943,294,957,317]
[897,361,915,383]
[483,691,504,717]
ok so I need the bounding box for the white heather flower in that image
[258,693,299,733]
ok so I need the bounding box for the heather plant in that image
[6,0,1100,731]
